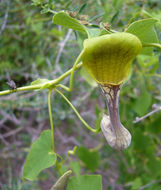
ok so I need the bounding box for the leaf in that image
[32,0,43,6]
[133,90,152,116]
[147,113,161,134]
[23,130,57,181]
[53,11,87,34]
[50,170,72,190]
[80,67,97,87]
[126,18,159,55]
[31,78,51,89]
[131,178,143,190]
[85,27,100,38]
[66,175,102,190]
[78,3,87,14]
[137,54,159,68]
[133,128,154,153]
[69,161,80,176]
[31,78,50,85]
[76,146,100,171]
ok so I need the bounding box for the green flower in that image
[82,32,142,85]
[81,32,142,150]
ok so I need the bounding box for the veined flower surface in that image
[82,32,142,85]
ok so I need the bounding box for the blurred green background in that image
[0,0,161,189]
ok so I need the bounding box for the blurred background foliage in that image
[0,0,161,189]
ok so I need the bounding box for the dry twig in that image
[133,104,161,124]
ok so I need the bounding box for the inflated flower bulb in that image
[82,32,142,150]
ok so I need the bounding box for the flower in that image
[82,32,142,85]
[81,32,142,150]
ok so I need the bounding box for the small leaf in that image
[31,78,51,89]
[31,78,50,85]
[76,146,100,171]
[78,3,87,14]
[66,175,102,190]
[32,0,43,6]
[50,170,72,190]
[133,90,152,116]
[23,130,57,181]
[53,11,87,34]
[126,18,159,55]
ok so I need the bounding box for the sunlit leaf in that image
[126,18,159,55]
[53,11,87,34]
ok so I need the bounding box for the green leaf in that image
[147,156,161,177]
[50,170,72,190]
[23,130,57,181]
[53,11,87,34]
[66,175,102,190]
[126,18,159,55]
[133,90,152,116]
[31,78,50,85]
[76,146,100,171]
[85,27,100,38]
[137,54,159,68]
[131,178,143,190]
[31,78,51,89]
[69,161,81,176]
[147,113,161,134]
[133,128,154,153]
[80,67,97,87]
[78,3,87,14]
[32,0,43,6]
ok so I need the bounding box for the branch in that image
[133,104,161,124]
[139,179,161,190]
[0,0,10,35]
[0,62,83,96]
[55,29,73,73]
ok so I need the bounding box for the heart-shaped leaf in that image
[23,130,57,181]
[126,18,159,55]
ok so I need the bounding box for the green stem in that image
[69,51,84,91]
[55,89,99,133]
[142,43,161,49]
[0,62,83,96]
[48,89,55,152]
[56,84,70,91]
[56,160,63,175]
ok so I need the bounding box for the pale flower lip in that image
[81,32,142,150]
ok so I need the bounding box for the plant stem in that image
[69,51,84,91]
[142,43,161,49]
[0,62,83,96]
[55,89,99,133]
[48,89,55,152]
